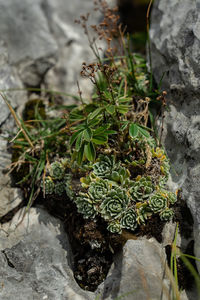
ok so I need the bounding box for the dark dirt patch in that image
[174,190,194,240]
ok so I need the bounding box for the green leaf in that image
[106,105,115,115]
[88,117,102,127]
[77,145,84,165]
[117,105,130,114]
[138,126,150,138]
[118,97,132,103]
[84,104,98,113]
[138,123,153,132]
[103,91,113,101]
[92,135,108,145]
[84,142,96,161]
[74,123,86,130]
[83,128,92,142]
[120,121,129,131]
[75,132,83,151]
[69,109,84,122]
[88,107,103,120]
[104,130,117,135]
[117,78,125,96]
[70,129,83,146]
[93,125,110,135]
[129,123,139,138]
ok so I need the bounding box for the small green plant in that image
[4,1,176,236]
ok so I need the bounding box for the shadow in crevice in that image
[100,249,123,300]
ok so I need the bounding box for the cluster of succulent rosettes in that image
[75,153,177,234]
[41,160,74,198]
[129,176,154,202]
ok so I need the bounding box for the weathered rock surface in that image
[0,0,104,98]
[0,207,94,300]
[0,210,175,300]
[150,0,200,271]
[0,116,24,219]
[43,0,104,99]
[0,42,27,218]
[0,41,27,125]
[97,238,170,300]
[0,0,58,86]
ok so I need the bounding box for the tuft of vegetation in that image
[3,0,176,236]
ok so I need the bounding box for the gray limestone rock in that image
[97,238,170,300]
[0,42,26,218]
[0,210,177,300]
[150,0,200,271]
[0,41,27,125]
[0,0,58,86]
[0,207,94,300]
[43,0,105,99]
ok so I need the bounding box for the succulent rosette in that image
[100,187,129,220]
[54,181,65,196]
[149,192,167,213]
[129,176,154,202]
[75,193,97,219]
[167,191,177,204]
[107,220,122,234]
[88,178,110,203]
[41,176,54,194]
[93,155,115,178]
[160,208,174,221]
[49,161,65,180]
[121,208,137,230]
[110,166,130,186]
